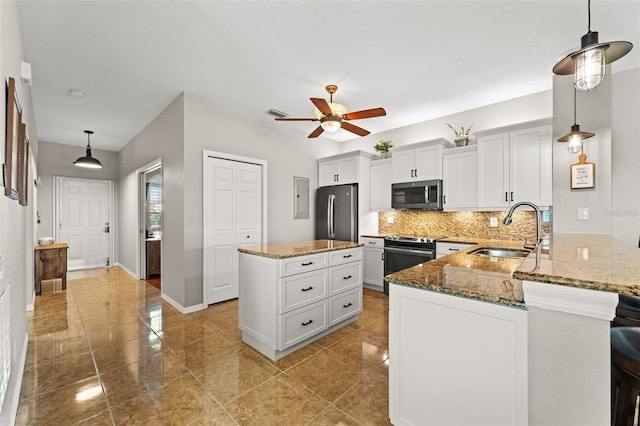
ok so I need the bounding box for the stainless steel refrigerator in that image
[315,184,358,242]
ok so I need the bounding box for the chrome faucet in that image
[504,201,542,250]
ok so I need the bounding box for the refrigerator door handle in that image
[326,195,332,238]
[330,194,336,238]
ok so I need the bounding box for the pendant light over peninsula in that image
[552,0,633,92]
[74,130,103,169]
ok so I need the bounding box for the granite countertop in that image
[238,239,363,259]
[514,233,640,296]
[387,233,640,307]
[386,239,529,307]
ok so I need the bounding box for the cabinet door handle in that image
[448,248,459,251]
[381,253,385,261]
[410,169,414,178]
[343,275,353,280]
[505,192,508,202]
[510,192,514,202]
[343,302,353,308]
[301,261,313,266]
[343,254,352,258]
[301,319,313,326]
[368,241,376,245]
[443,195,446,204]
[301,286,313,292]
[414,169,418,178]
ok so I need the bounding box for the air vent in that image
[267,109,289,118]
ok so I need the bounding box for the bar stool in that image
[611,327,640,425]
[613,295,640,327]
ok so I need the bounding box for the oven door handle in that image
[384,247,434,257]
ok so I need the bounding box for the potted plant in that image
[374,140,393,159]
[446,123,473,147]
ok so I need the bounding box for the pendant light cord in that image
[573,88,577,125]
[587,0,591,32]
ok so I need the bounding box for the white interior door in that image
[58,178,112,270]
[204,157,262,304]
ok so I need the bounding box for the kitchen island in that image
[387,233,640,426]
[238,240,363,361]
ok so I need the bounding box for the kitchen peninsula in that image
[387,233,640,425]
[238,240,363,361]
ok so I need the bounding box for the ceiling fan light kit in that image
[552,0,633,92]
[275,84,386,138]
[74,130,104,169]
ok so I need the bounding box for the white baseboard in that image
[116,263,138,280]
[8,334,28,426]
[161,292,205,315]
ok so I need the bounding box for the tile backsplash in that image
[378,209,552,241]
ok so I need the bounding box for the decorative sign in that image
[570,153,595,189]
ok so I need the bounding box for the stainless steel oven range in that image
[383,236,436,294]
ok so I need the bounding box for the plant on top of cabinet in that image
[446,123,473,147]
[374,139,393,159]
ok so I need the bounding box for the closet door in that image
[203,157,262,304]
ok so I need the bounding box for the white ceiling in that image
[16,0,640,152]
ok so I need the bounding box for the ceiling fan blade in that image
[308,126,324,138]
[310,98,332,116]
[274,117,318,121]
[341,121,370,137]
[343,107,387,121]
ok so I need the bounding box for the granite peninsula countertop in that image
[387,233,640,307]
[238,239,363,259]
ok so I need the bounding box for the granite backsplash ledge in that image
[378,210,552,241]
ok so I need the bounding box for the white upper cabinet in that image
[477,124,552,209]
[392,140,450,183]
[442,146,477,211]
[318,156,359,187]
[370,159,392,211]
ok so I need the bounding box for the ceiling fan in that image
[275,85,386,138]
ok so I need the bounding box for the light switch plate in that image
[489,217,498,227]
[387,216,394,224]
[577,208,589,221]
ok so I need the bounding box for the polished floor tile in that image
[17,267,391,425]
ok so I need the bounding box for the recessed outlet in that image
[387,216,394,224]
[489,217,498,228]
[577,208,589,221]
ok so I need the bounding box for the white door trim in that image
[54,176,115,270]
[136,158,162,281]
[202,150,268,305]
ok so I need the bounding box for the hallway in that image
[16,268,390,425]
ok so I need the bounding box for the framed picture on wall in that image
[18,123,29,206]
[4,77,21,200]
[570,153,595,189]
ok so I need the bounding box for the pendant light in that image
[557,88,595,153]
[74,130,103,169]
[552,0,633,92]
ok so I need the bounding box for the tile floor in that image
[16,267,391,425]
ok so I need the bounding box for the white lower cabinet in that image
[239,247,363,360]
[362,237,384,291]
[389,283,528,426]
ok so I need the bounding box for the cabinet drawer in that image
[329,262,362,295]
[279,300,328,350]
[279,269,328,314]
[436,242,474,259]
[329,288,362,326]
[279,253,328,277]
[329,247,362,266]
[361,237,384,249]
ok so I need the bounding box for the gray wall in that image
[118,94,184,305]
[552,66,640,242]
[36,141,119,239]
[0,0,38,423]
[612,68,640,246]
[340,90,552,154]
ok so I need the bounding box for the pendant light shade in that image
[552,0,633,92]
[557,89,595,153]
[74,130,103,169]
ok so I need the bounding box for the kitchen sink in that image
[469,247,531,258]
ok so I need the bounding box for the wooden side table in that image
[35,243,68,295]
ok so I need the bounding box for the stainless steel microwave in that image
[391,179,443,210]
